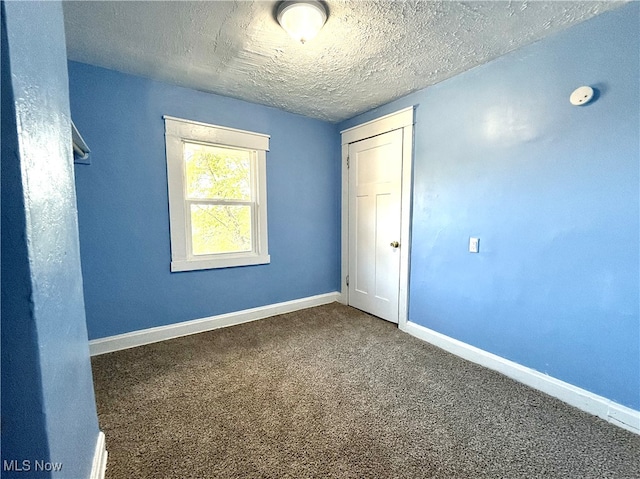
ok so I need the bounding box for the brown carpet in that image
[91,302,640,479]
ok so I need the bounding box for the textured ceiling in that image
[63,1,625,123]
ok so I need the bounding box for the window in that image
[164,116,270,271]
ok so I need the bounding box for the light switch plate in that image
[469,237,479,253]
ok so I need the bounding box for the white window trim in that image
[164,115,270,272]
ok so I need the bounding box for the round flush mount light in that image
[277,1,327,44]
[570,86,595,106]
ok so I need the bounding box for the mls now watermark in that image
[3,459,63,472]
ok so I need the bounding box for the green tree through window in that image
[184,142,254,255]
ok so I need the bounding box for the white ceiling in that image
[63,1,625,123]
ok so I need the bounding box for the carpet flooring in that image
[91,302,640,479]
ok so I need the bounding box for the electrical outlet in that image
[469,237,479,253]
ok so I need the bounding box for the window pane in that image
[190,204,252,255]
[184,142,251,200]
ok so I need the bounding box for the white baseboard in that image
[90,431,107,479]
[89,292,341,356]
[401,320,640,435]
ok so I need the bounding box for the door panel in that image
[355,195,374,295]
[348,129,403,323]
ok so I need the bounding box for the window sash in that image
[185,200,257,258]
[183,146,258,259]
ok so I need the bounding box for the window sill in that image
[171,254,271,272]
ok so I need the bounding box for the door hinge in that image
[346,156,349,169]
[346,275,349,287]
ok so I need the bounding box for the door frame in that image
[340,106,415,328]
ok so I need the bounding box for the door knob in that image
[390,241,400,248]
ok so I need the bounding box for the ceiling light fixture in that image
[277,1,327,44]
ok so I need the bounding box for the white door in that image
[348,129,403,323]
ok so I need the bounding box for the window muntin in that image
[164,116,269,272]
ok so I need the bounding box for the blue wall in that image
[340,4,639,410]
[1,1,100,477]
[1,3,50,472]
[69,62,341,339]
